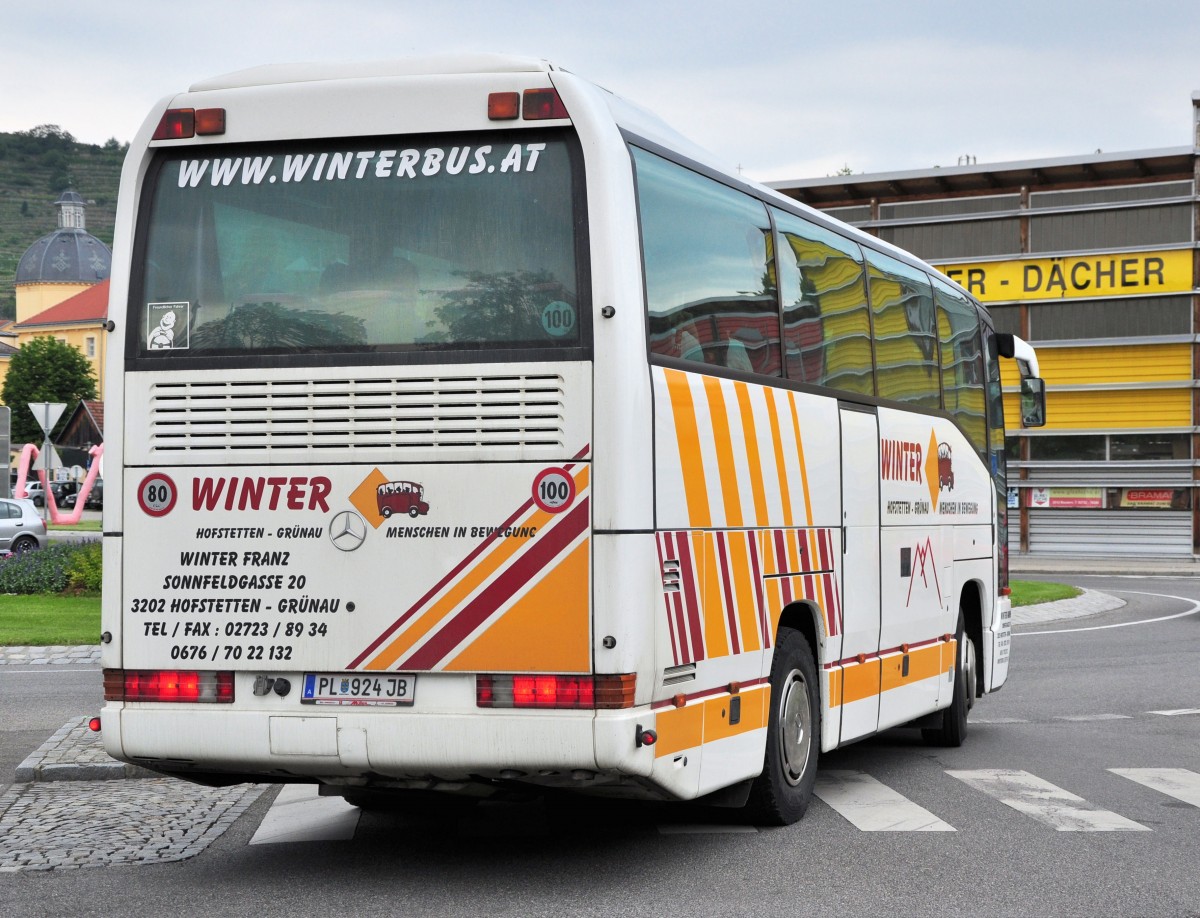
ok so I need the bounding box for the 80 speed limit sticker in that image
[138,473,177,517]
[532,468,576,514]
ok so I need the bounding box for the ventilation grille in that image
[663,663,696,687]
[148,374,566,453]
[662,559,682,593]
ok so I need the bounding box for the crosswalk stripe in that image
[814,770,955,831]
[249,784,360,845]
[947,769,1150,832]
[1109,768,1200,808]
[1054,714,1131,722]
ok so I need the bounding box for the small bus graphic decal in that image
[376,480,430,519]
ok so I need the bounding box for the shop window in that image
[1108,434,1190,461]
[1028,435,1106,461]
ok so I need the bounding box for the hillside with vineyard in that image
[0,126,125,320]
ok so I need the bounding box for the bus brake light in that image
[477,673,634,709]
[104,669,235,703]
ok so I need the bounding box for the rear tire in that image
[746,628,820,825]
[11,535,37,554]
[922,612,975,747]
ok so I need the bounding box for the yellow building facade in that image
[773,92,1200,557]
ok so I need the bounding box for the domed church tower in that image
[14,189,112,323]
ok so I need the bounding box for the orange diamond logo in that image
[350,468,389,529]
[925,431,940,509]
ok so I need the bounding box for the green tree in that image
[1,337,98,446]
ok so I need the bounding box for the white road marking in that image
[249,784,360,845]
[971,717,1030,724]
[1018,592,1200,636]
[1054,714,1132,722]
[947,769,1149,831]
[814,770,954,831]
[1110,768,1200,808]
[1148,708,1200,717]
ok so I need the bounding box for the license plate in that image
[301,673,415,706]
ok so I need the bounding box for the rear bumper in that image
[101,702,659,788]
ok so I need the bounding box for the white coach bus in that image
[99,55,1046,824]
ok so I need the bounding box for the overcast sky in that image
[4,1,1198,183]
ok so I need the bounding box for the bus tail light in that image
[152,107,226,140]
[104,669,235,703]
[522,89,569,120]
[477,673,635,709]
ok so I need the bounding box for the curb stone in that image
[1010,588,1125,626]
[0,645,100,666]
[15,717,157,783]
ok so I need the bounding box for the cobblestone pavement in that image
[0,779,264,871]
[16,717,155,782]
[0,645,100,666]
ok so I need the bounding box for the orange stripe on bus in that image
[702,375,742,527]
[654,686,770,758]
[764,391,794,528]
[726,534,761,652]
[786,391,815,527]
[840,658,881,705]
[698,532,732,659]
[734,382,769,527]
[654,700,705,757]
[880,642,952,691]
[664,369,710,528]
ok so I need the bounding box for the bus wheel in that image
[747,628,819,825]
[922,612,975,747]
[381,507,392,519]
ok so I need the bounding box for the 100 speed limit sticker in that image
[532,468,575,514]
[138,473,177,517]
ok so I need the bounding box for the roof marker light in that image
[195,108,226,135]
[488,92,520,121]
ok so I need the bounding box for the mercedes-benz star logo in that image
[329,510,367,552]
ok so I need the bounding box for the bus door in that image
[837,405,881,743]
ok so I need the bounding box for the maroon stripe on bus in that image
[401,499,590,671]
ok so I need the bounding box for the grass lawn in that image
[1010,579,1081,607]
[0,593,101,646]
[48,519,101,532]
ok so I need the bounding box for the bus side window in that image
[933,279,987,462]
[772,209,873,397]
[866,249,940,410]
[633,147,781,376]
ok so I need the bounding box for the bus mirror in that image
[1020,377,1046,428]
[993,332,1016,359]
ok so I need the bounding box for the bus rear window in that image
[133,132,585,360]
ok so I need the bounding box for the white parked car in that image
[0,498,47,553]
